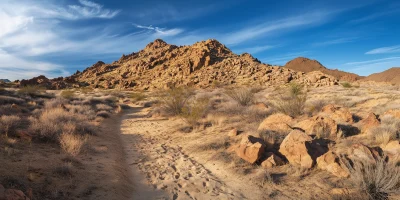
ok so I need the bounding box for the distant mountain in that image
[283,57,363,82]
[0,79,10,83]
[362,67,400,84]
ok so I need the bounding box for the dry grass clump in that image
[224,87,255,106]
[306,99,328,116]
[60,90,75,99]
[96,111,110,118]
[0,95,25,105]
[180,97,210,127]
[129,92,147,102]
[0,115,21,137]
[59,133,88,156]
[44,98,67,109]
[17,86,48,97]
[341,82,352,88]
[29,107,94,141]
[96,104,113,112]
[346,156,400,200]
[159,87,194,115]
[272,83,307,117]
[372,125,398,145]
[68,105,96,120]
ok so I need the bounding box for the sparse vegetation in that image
[59,133,88,156]
[60,90,75,99]
[0,115,21,137]
[224,87,255,106]
[273,83,307,117]
[341,82,352,88]
[17,85,46,96]
[129,92,147,102]
[180,97,210,127]
[346,156,400,200]
[159,87,194,115]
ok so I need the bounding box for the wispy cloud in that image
[134,24,183,36]
[365,45,400,54]
[222,11,333,45]
[348,9,400,24]
[68,0,120,19]
[235,45,275,54]
[344,56,400,75]
[312,37,357,47]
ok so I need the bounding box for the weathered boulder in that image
[348,143,377,162]
[258,113,293,133]
[322,104,353,123]
[279,130,314,168]
[316,151,349,178]
[381,140,400,161]
[294,116,338,138]
[360,113,380,134]
[261,152,285,168]
[236,135,266,164]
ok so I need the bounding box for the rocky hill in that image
[69,39,338,90]
[0,79,10,83]
[362,67,400,84]
[284,57,363,82]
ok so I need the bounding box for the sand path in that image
[120,106,244,200]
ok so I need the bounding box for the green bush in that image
[180,97,209,127]
[273,83,307,117]
[129,92,147,102]
[159,87,194,115]
[224,87,255,106]
[17,86,46,96]
[60,90,75,99]
[341,82,352,88]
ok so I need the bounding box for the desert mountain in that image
[0,79,10,83]
[67,39,337,90]
[362,67,400,84]
[284,57,363,82]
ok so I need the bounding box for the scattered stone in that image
[360,113,380,134]
[348,143,377,162]
[316,151,349,178]
[294,116,338,138]
[261,152,285,168]
[236,135,266,164]
[228,128,238,137]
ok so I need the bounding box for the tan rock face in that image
[384,109,400,119]
[316,151,349,178]
[236,135,266,164]
[279,130,314,168]
[49,39,339,90]
[294,116,338,138]
[261,152,285,168]
[322,105,353,123]
[381,140,400,161]
[360,113,380,134]
[258,113,293,133]
[348,143,377,162]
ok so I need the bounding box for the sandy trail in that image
[120,106,244,200]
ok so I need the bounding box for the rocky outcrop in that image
[66,39,339,90]
[294,116,338,138]
[284,57,363,82]
[258,113,293,134]
[19,75,80,90]
[236,135,266,164]
[360,113,380,134]
[321,105,354,123]
[316,151,349,178]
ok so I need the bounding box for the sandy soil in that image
[120,106,259,200]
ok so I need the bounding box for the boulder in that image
[360,113,380,134]
[322,105,353,123]
[348,143,377,163]
[258,113,293,134]
[0,185,30,200]
[236,135,266,164]
[381,140,400,161]
[228,128,238,137]
[316,151,349,178]
[261,152,285,168]
[294,116,338,138]
[279,130,314,168]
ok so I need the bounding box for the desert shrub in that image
[0,115,21,136]
[180,97,210,127]
[53,162,73,177]
[159,87,194,115]
[306,99,327,115]
[0,95,25,105]
[371,125,397,145]
[59,133,88,156]
[96,111,110,118]
[129,92,147,102]
[60,90,75,99]
[17,86,46,96]
[346,156,400,200]
[96,104,113,112]
[381,115,400,134]
[341,82,352,88]
[29,108,94,141]
[259,130,284,148]
[272,83,307,117]
[68,105,96,120]
[44,98,67,109]
[224,87,255,106]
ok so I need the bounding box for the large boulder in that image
[236,135,266,164]
[258,113,293,134]
[322,105,353,123]
[348,143,378,163]
[381,140,400,161]
[261,152,285,168]
[360,113,380,134]
[316,151,349,178]
[279,130,315,168]
[294,116,338,138]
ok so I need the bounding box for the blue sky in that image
[1,0,400,80]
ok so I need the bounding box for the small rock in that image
[360,113,380,134]
[279,130,314,168]
[236,135,266,164]
[261,152,285,168]
[316,151,349,178]
[228,128,238,137]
